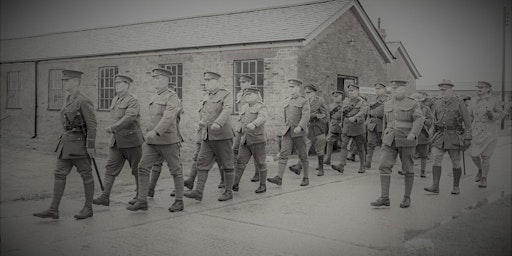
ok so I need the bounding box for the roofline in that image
[389,41,421,79]
[0,39,304,64]
[1,0,336,41]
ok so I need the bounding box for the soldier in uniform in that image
[289,84,328,176]
[232,87,268,193]
[424,81,471,195]
[33,70,97,219]
[233,75,262,183]
[410,92,433,178]
[468,81,506,188]
[267,79,311,186]
[127,68,184,212]
[364,82,390,168]
[331,84,368,173]
[370,80,424,208]
[324,91,344,165]
[184,71,235,201]
[92,74,144,206]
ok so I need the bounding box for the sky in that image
[1,0,511,89]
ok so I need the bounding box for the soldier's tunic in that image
[137,88,184,201]
[379,96,424,175]
[276,95,310,178]
[430,96,471,168]
[337,96,368,166]
[305,95,328,155]
[327,102,343,142]
[366,94,390,150]
[415,102,433,158]
[233,90,263,154]
[233,101,268,185]
[104,93,144,178]
[468,95,505,157]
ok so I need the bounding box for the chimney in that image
[377,17,386,40]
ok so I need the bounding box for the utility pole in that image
[501,3,510,129]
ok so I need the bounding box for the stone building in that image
[0,0,419,154]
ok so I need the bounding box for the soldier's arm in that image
[81,98,97,149]
[318,100,329,120]
[492,98,506,120]
[353,100,368,122]
[298,99,311,130]
[458,100,472,140]
[153,93,180,136]
[213,91,233,127]
[251,104,268,127]
[424,106,434,127]
[409,101,425,138]
[110,97,140,133]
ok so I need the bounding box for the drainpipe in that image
[31,61,39,138]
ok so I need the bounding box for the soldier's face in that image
[304,90,315,100]
[204,77,220,92]
[391,86,406,98]
[153,75,169,92]
[348,89,358,98]
[239,79,252,89]
[288,84,300,96]
[439,87,453,98]
[476,85,489,96]
[115,81,129,95]
[332,94,342,103]
[62,78,80,93]
[376,87,386,95]
[244,91,258,103]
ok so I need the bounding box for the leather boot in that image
[289,162,302,175]
[424,166,441,193]
[74,206,93,219]
[371,175,390,207]
[420,158,427,178]
[233,165,244,192]
[126,200,148,211]
[451,168,462,195]
[347,154,356,161]
[267,176,282,186]
[128,175,139,205]
[364,148,374,169]
[219,170,234,201]
[93,175,115,206]
[33,178,65,219]
[250,168,260,182]
[148,171,161,197]
[168,200,184,212]
[300,158,309,185]
[474,170,482,182]
[172,170,184,201]
[324,141,334,165]
[255,170,267,193]
[300,177,309,186]
[471,156,483,182]
[317,155,324,176]
[478,177,487,188]
[76,174,94,219]
[184,169,207,201]
[479,156,490,188]
[357,150,366,173]
[331,162,344,173]
[218,168,225,189]
[400,175,414,208]
[136,174,149,202]
[184,162,198,190]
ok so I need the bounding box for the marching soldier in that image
[371,80,424,208]
[324,91,344,165]
[331,84,368,173]
[267,79,311,186]
[127,68,184,212]
[364,82,390,168]
[424,81,471,195]
[468,81,506,188]
[289,84,328,176]
[184,71,235,201]
[93,74,144,206]
[33,70,97,219]
[232,87,268,193]
[233,75,262,183]
[410,92,434,178]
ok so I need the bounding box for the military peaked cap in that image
[204,71,221,80]
[477,81,492,88]
[304,84,318,92]
[287,79,303,86]
[152,68,173,78]
[373,82,386,88]
[239,74,254,83]
[389,80,408,87]
[114,74,133,83]
[61,70,83,80]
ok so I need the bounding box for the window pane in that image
[235,61,241,73]
[250,62,255,73]
[243,62,249,73]
[257,60,263,72]
[178,64,182,75]
[257,74,264,85]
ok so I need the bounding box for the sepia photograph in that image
[1,0,511,255]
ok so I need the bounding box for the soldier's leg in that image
[447,149,462,194]
[331,133,350,172]
[74,158,94,219]
[371,143,398,207]
[416,144,428,177]
[126,146,143,198]
[148,162,163,197]
[161,143,184,212]
[233,144,252,191]
[268,133,292,185]
[314,134,326,176]
[471,156,483,182]
[184,142,201,189]
[212,139,235,201]
[289,136,311,174]
[479,154,491,188]
[365,131,378,168]
[425,147,445,193]
[251,142,267,193]
[354,135,366,173]
[398,146,415,208]
[324,133,337,165]
[127,144,160,210]
[93,147,125,206]
[293,135,309,186]
[184,140,216,201]
[33,159,73,219]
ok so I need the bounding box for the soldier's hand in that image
[348,117,355,122]
[87,148,96,158]
[406,133,416,141]
[464,139,472,150]
[211,122,221,130]
[293,126,302,134]
[145,130,157,140]
[246,123,256,130]
[105,126,113,133]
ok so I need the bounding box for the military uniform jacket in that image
[57,91,97,159]
[199,88,234,141]
[280,95,310,137]
[468,95,505,156]
[308,96,329,137]
[108,93,144,149]
[382,96,424,147]
[146,89,183,145]
[418,103,433,145]
[341,97,368,137]
[234,90,262,132]
[366,94,389,133]
[431,96,471,149]
[238,101,268,145]
[328,102,343,134]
